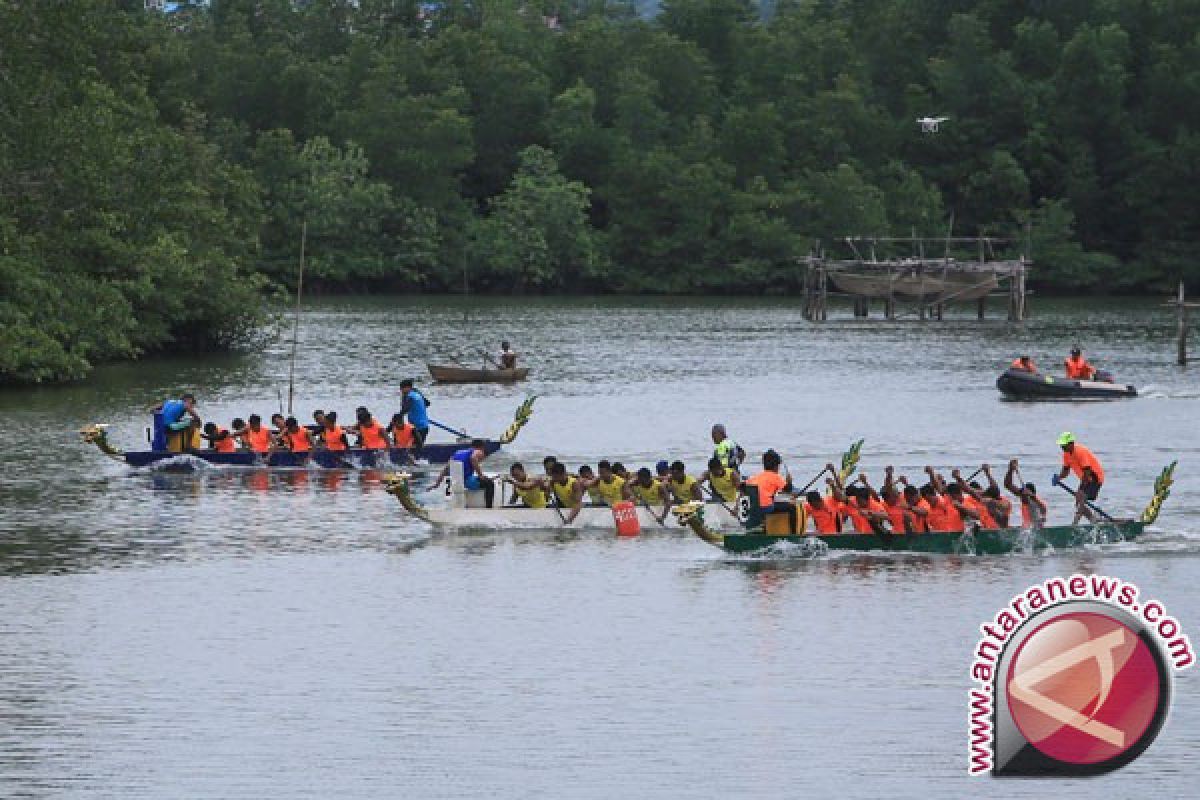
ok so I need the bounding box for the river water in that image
[1,296,1197,798]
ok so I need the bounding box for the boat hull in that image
[420,501,742,530]
[996,368,1136,400]
[428,364,530,383]
[715,521,1146,555]
[122,442,496,469]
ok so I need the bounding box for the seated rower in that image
[319,411,349,451]
[956,465,1012,527]
[901,484,930,533]
[239,414,273,453]
[504,463,547,509]
[387,413,416,450]
[1005,459,1047,529]
[577,465,599,504]
[547,462,584,523]
[434,439,495,508]
[184,416,205,451]
[270,413,287,445]
[654,460,671,487]
[919,474,964,533]
[611,462,630,482]
[282,416,314,453]
[539,456,559,483]
[308,410,326,436]
[623,467,670,524]
[1010,355,1037,374]
[666,461,704,504]
[700,457,742,504]
[743,450,796,530]
[350,408,391,450]
[834,478,891,534]
[590,460,627,507]
[201,422,237,453]
[880,467,915,533]
[802,490,843,535]
[951,470,998,529]
[1064,347,1097,380]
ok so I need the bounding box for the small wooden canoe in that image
[428,363,530,383]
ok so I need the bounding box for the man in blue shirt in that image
[154,393,198,452]
[399,379,431,450]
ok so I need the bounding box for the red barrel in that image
[612,501,641,537]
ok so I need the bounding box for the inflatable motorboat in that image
[995,368,1137,400]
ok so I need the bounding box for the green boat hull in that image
[715,520,1146,556]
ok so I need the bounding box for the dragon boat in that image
[80,397,536,470]
[672,462,1175,557]
[383,469,742,531]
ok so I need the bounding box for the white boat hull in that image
[419,501,743,531]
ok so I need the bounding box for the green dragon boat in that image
[673,462,1176,557]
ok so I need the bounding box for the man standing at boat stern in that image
[711,424,745,470]
[400,379,431,451]
[1057,432,1105,524]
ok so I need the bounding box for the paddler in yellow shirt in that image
[589,460,626,507]
[624,467,670,524]
[548,462,585,524]
[666,460,704,503]
[700,456,742,503]
[504,463,548,509]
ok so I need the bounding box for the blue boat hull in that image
[122,441,498,469]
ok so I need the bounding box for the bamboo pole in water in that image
[287,221,307,415]
[1178,281,1188,367]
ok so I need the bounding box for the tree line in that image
[3,0,1199,382]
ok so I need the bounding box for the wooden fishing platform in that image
[801,236,1030,322]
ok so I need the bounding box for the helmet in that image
[1057,432,1075,447]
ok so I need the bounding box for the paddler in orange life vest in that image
[830,474,891,534]
[349,407,391,450]
[1064,347,1097,380]
[950,469,1000,529]
[319,411,349,451]
[879,466,916,533]
[1057,432,1105,523]
[201,421,238,453]
[1010,355,1037,373]
[803,488,843,535]
[1004,458,1047,529]
[236,414,273,453]
[954,464,1012,528]
[387,413,416,450]
[919,471,965,533]
[281,416,314,454]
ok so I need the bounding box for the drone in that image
[917,116,949,133]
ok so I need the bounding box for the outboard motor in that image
[1093,369,1115,383]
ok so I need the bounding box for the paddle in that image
[702,484,737,518]
[429,418,469,438]
[547,484,569,525]
[479,348,504,370]
[1051,474,1116,522]
[632,487,668,527]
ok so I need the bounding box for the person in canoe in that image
[700,457,741,504]
[155,393,199,452]
[666,461,704,504]
[399,379,431,449]
[654,460,671,487]
[504,463,547,509]
[894,477,931,533]
[952,465,1012,528]
[743,449,797,529]
[802,490,844,534]
[611,462,630,482]
[319,411,350,451]
[349,408,391,450]
[577,465,599,504]
[830,475,891,534]
[547,462,584,522]
[950,469,999,529]
[879,467,916,533]
[270,413,287,442]
[1004,459,1047,529]
[281,416,314,454]
[919,470,967,532]
[623,467,670,524]
[237,414,274,453]
[1057,432,1105,523]
[308,410,326,436]
[387,413,416,450]
[1010,355,1038,373]
[590,460,627,507]
[434,439,495,508]
[1064,347,1097,380]
[710,424,746,469]
[539,456,559,483]
[499,341,517,370]
[201,421,238,453]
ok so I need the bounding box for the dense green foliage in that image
[3,0,1200,381]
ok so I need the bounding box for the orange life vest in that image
[245,426,272,453]
[322,425,347,451]
[1062,444,1105,485]
[389,422,415,448]
[1010,357,1036,372]
[285,429,311,453]
[926,495,964,532]
[909,498,931,533]
[883,498,908,532]
[804,500,842,534]
[213,426,236,453]
[359,419,388,450]
[964,495,998,529]
[1065,356,1094,380]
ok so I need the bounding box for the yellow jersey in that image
[708,469,739,502]
[515,484,547,509]
[631,482,663,505]
[551,476,579,507]
[591,476,625,506]
[667,475,699,502]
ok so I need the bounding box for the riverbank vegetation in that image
[3,0,1199,381]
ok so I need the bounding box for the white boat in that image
[383,463,742,531]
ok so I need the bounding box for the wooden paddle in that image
[547,485,569,525]
[702,484,737,517]
[1051,474,1117,522]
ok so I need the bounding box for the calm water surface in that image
[1,296,1197,798]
